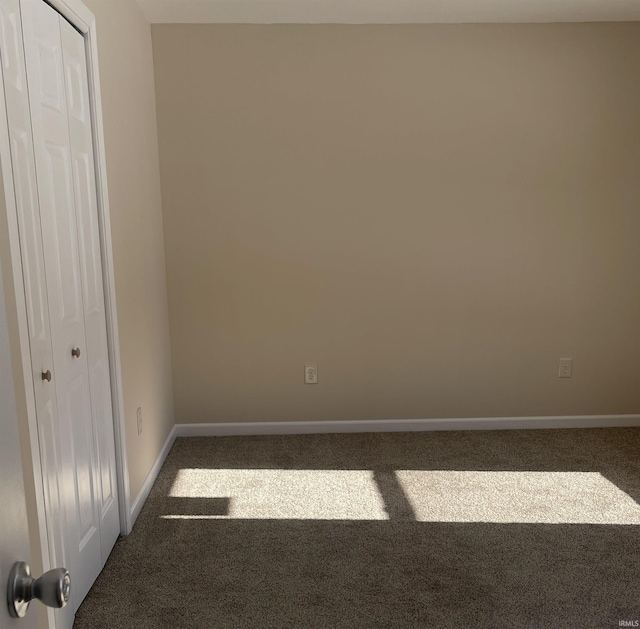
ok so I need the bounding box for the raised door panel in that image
[36,398,68,572]
[60,19,120,561]
[20,0,102,611]
[61,374,99,549]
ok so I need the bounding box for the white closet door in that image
[60,16,120,564]
[0,2,73,628]
[20,0,102,609]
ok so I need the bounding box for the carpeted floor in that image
[74,428,640,629]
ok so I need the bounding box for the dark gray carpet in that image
[74,428,640,629]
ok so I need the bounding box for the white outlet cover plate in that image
[305,364,318,384]
[559,358,573,378]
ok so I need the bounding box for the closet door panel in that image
[21,0,102,609]
[60,18,120,560]
[0,2,75,627]
[0,0,52,423]
[0,0,70,588]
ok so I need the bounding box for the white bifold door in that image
[0,0,120,624]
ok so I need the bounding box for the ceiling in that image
[136,0,640,24]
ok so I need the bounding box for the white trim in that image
[82,6,132,537]
[175,415,640,437]
[45,0,94,32]
[129,427,176,526]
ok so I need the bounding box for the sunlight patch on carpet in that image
[396,471,640,524]
[164,468,640,524]
[167,468,388,520]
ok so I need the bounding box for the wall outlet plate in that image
[304,364,318,384]
[558,358,572,378]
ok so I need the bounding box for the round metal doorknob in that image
[71,347,81,358]
[7,562,71,618]
[41,369,52,382]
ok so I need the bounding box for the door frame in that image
[0,0,132,607]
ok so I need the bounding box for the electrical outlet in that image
[304,364,318,384]
[137,407,143,435]
[558,358,572,378]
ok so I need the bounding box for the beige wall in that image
[153,24,640,424]
[85,0,174,500]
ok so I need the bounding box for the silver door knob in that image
[7,562,70,618]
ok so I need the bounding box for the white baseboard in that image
[175,414,640,438]
[129,426,177,526]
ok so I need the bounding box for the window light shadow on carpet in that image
[163,468,640,524]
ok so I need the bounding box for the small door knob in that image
[7,562,71,618]
[71,347,81,358]
[41,370,52,382]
